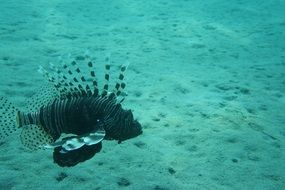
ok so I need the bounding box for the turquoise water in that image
[0,0,284,189]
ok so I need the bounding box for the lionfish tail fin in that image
[0,97,19,140]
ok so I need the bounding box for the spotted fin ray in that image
[20,124,53,150]
[0,97,19,140]
[0,96,55,146]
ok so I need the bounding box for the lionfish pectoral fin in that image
[83,128,106,146]
[46,137,86,153]
[61,138,86,152]
[53,142,103,167]
[20,124,53,150]
[44,133,77,149]
[46,128,105,152]
[62,128,106,150]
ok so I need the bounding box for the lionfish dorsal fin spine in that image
[86,56,99,96]
[113,62,129,97]
[85,84,93,96]
[69,60,92,97]
[101,55,111,97]
[61,60,87,97]
[39,53,129,100]
[40,62,73,98]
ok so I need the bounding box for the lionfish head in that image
[118,110,143,143]
[129,119,143,139]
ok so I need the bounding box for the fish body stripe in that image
[19,95,139,142]
[17,111,39,127]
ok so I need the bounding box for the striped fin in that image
[20,124,53,150]
[39,58,91,98]
[50,61,83,97]
[62,59,90,96]
[38,64,74,98]
[0,97,19,140]
[101,55,111,97]
[49,62,75,96]
[86,55,99,96]
[71,60,93,96]
[39,53,129,100]
[113,63,129,98]
[39,62,82,98]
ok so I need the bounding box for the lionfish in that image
[0,54,142,167]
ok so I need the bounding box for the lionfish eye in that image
[95,118,104,129]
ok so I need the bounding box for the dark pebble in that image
[117,177,131,187]
[98,162,104,166]
[75,55,85,60]
[133,141,146,148]
[152,117,160,122]
[2,56,9,61]
[134,91,142,97]
[56,172,68,182]
[168,167,176,175]
[232,158,238,163]
[158,112,166,118]
[240,88,250,95]
[153,185,168,190]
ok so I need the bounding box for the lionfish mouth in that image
[120,119,143,142]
